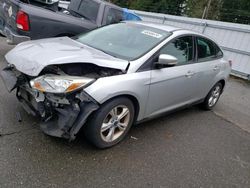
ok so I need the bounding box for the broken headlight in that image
[30,75,95,93]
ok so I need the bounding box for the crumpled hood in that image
[5,37,129,76]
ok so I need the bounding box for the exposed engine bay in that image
[1,62,124,140]
[41,63,124,78]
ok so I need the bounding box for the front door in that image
[145,36,199,118]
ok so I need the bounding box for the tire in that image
[201,82,223,110]
[84,97,135,149]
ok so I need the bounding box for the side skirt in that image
[135,99,204,125]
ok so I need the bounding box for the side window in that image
[105,8,123,25]
[215,44,223,57]
[197,37,220,61]
[159,36,194,66]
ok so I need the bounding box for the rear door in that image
[193,36,224,99]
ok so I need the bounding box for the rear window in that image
[78,0,100,22]
[197,37,222,61]
[105,8,123,25]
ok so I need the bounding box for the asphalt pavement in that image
[0,36,250,188]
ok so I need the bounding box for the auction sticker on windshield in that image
[141,30,163,38]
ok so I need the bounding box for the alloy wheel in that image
[208,85,221,107]
[100,105,130,142]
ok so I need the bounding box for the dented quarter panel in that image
[5,37,129,76]
[84,71,151,121]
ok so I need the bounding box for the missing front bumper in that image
[40,101,99,140]
[1,67,99,140]
[17,87,99,140]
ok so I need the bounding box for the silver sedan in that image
[1,22,231,148]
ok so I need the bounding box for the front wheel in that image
[84,97,135,148]
[201,82,223,110]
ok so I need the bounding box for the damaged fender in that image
[40,91,99,140]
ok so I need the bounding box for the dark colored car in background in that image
[0,0,141,44]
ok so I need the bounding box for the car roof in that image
[126,21,182,32]
[124,21,203,36]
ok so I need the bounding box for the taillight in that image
[16,10,30,31]
[228,60,232,67]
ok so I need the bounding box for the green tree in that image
[220,0,250,24]
[185,0,250,24]
[110,0,130,7]
[110,0,186,16]
[130,0,185,15]
[110,0,250,24]
[185,0,222,20]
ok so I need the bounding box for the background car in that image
[0,0,141,44]
[1,22,231,148]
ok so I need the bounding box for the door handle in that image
[213,66,220,71]
[185,71,195,78]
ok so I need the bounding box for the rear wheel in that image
[85,97,135,148]
[201,82,223,110]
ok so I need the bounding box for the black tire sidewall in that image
[85,97,135,148]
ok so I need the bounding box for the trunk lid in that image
[5,37,129,76]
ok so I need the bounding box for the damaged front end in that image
[0,63,123,140]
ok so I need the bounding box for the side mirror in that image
[156,54,178,67]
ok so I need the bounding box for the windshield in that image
[76,23,171,60]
